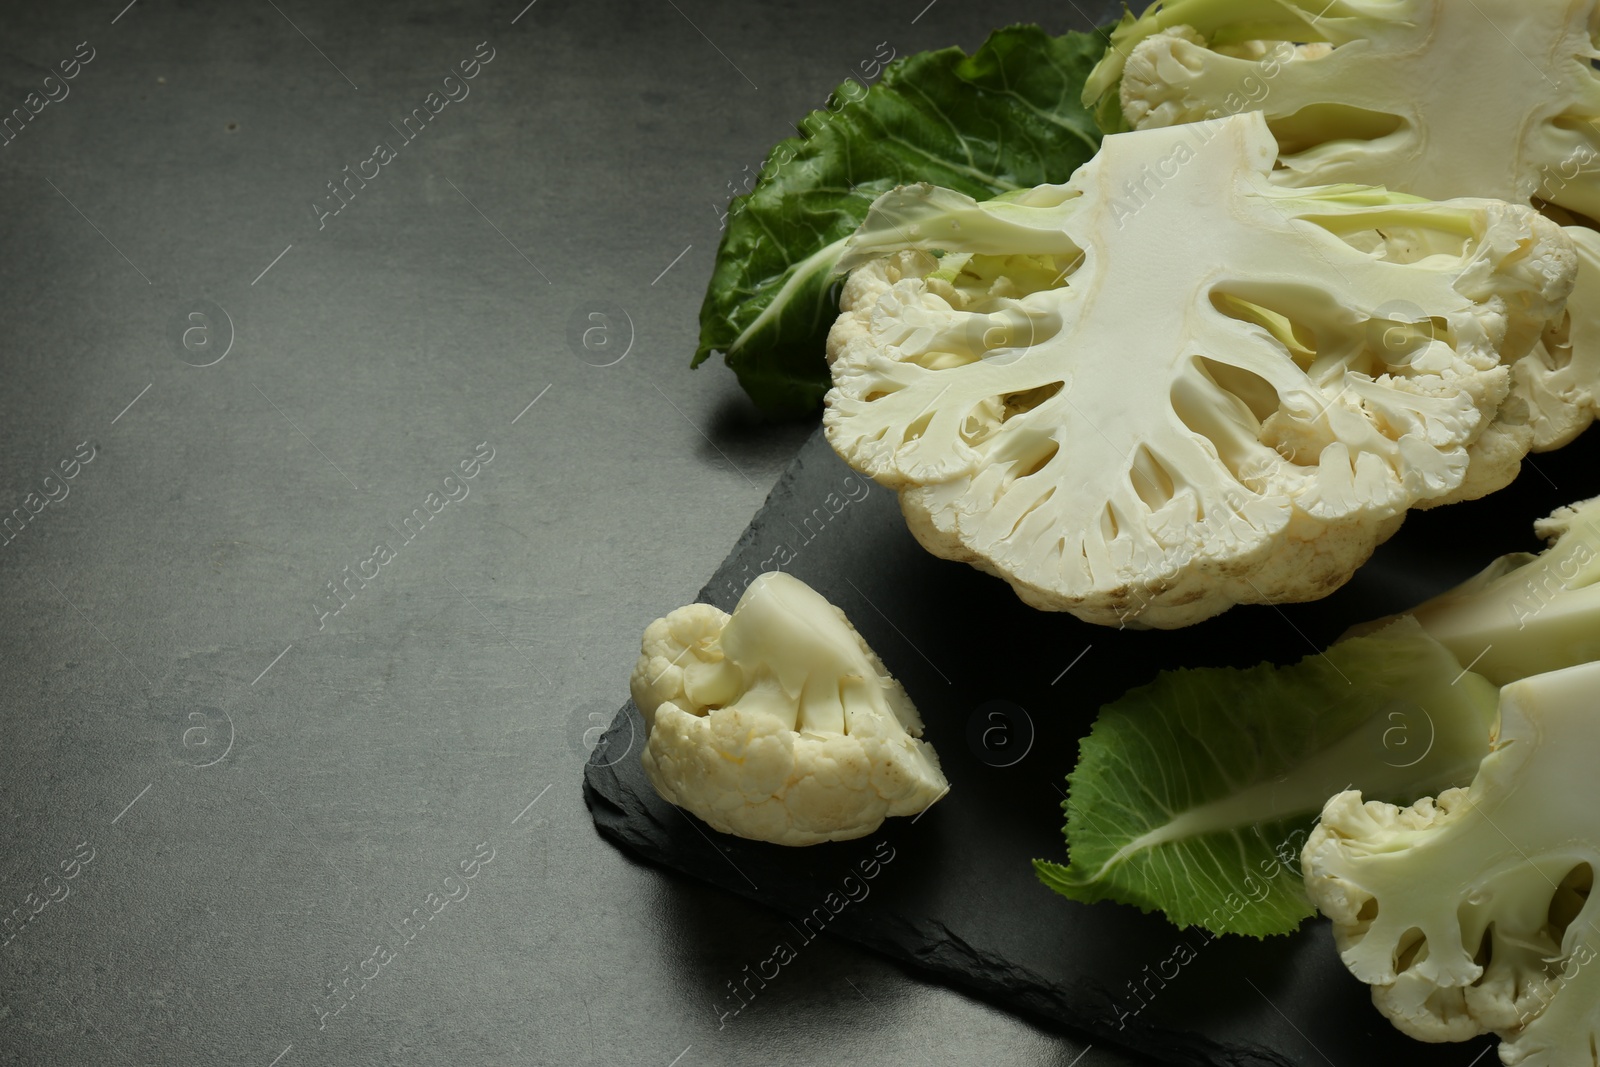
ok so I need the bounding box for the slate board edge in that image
[582,734,1289,1067]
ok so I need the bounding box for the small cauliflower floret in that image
[1088,0,1600,452]
[1303,662,1600,1065]
[824,112,1575,629]
[628,572,948,846]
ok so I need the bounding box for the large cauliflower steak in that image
[628,572,948,846]
[824,113,1574,628]
[1093,0,1600,451]
[1303,662,1600,1065]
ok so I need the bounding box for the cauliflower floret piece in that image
[823,112,1575,628]
[628,572,948,846]
[1091,0,1600,452]
[1303,661,1600,1064]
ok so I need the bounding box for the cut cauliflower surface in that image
[1303,662,1600,1064]
[1091,0,1600,452]
[823,112,1576,629]
[628,572,948,846]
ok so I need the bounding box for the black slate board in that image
[585,425,1600,1066]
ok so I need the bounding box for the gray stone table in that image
[0,1,1149,1065]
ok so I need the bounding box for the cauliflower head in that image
[1089,0,1600,451]
[823,112,1575,628]
[1303,662,1600,1064]
[628,572,948,846]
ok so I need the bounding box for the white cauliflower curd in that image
[628,572,948,846]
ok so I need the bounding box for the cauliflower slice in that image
[824,112,1575,629]
[629,572,948,846]
[1303,662,1600,1063]
[1091,0,1600,451]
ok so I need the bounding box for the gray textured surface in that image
[0,1,1150,1065]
